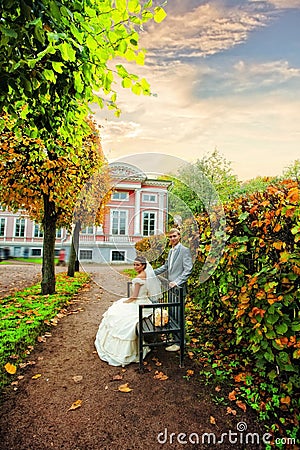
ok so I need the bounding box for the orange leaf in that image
[118,383,133,392]
[112,374,123,381]
[186,369,194,377]
[4,363,17,375]
[210,416,216,425]
[280,396,290,405]
[273,223,281,232]
[153,371,169,381]
[236,400,247,412]
[226,407,237,415]
[228,390,237,401]
[68,399,82,411]
[234,372,246,383]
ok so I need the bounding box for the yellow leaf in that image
[210,416,216,425]
[68,399,82,411]
[32,374,42,379]
[118,383,133,393]
[186,369,194,377]
[4,363,17,375]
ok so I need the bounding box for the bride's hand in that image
[123,297,135,303]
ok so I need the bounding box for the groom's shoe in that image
[165,344,180,352]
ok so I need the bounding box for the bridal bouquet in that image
[154,308,169,327]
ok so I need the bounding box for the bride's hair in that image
[135,255,147,269]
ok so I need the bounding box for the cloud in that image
[259,0,300,8]
[141,2,271,59]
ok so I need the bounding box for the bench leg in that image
[138,327,144,372]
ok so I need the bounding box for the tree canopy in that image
[0,0,166,143]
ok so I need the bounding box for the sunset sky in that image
[93,0,300,180]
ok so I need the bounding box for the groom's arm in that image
[154,260,168,276]
[173,247,193,287]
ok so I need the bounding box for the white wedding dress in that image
[94,277,154,367]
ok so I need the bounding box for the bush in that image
[186,180,299,438]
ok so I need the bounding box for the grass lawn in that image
[0,258,59,265]
[0,272,90,390]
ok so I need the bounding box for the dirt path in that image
[0,264,265,450]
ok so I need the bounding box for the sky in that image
[93,0,300,181]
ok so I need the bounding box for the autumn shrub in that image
[0,272,90,391]
[186,180,299,438]
[135,234,168,266]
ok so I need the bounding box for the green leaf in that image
[265,313,279,325]
[49,0,61,20]
[291,322,300,332]
[264,350,274,362]
[154,6,167,23]
[275,323,288,335]
[74,71,84,93]
[43,69,57,83]
[128,0,141,13]
[0,26,18,38]
[238,211,250,222]
[58,42,76,62]
[52,62,64,73]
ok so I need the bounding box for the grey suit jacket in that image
[154,243,193,286]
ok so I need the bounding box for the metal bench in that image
[128,277,185,371]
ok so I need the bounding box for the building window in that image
[31,248,42,256]
[56,228,62,238]
[33,223,43,238]
[143,212,156,236]
[81,226,94,235]
[14,247,21,257]
[14,218,25,237]
[112,191,129,201]
[142,193,157,202]
[111,250,125,261]
[111,210,127,235]
[0,218,5,237]
[79,250,93,260]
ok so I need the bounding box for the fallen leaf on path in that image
[210,416,216,425]
[153,371,168,381]
[118,383,133,393]
[215,386,221,392]
[186,369,194,377]
[228,390,237,401]
[32,374,42,379]
[112,374,123,381]
[226,407,237,415]
[37,336,46,343]
[4,362,17,374]
[236,400,247,412]
[68,400,82,411]
[72,375,83,383]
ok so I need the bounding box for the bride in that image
[94,255,161,367]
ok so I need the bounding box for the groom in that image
[154,228,193,351]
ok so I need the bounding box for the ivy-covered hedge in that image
[186,180,299,436]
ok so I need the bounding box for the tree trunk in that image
[41,194,57,294]
[67,221,80,277]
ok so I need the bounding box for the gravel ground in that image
[0,263,266,450]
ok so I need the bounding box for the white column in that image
[134,189,141,235]
[158,193,164,234]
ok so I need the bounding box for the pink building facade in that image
[0,162,171,263]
